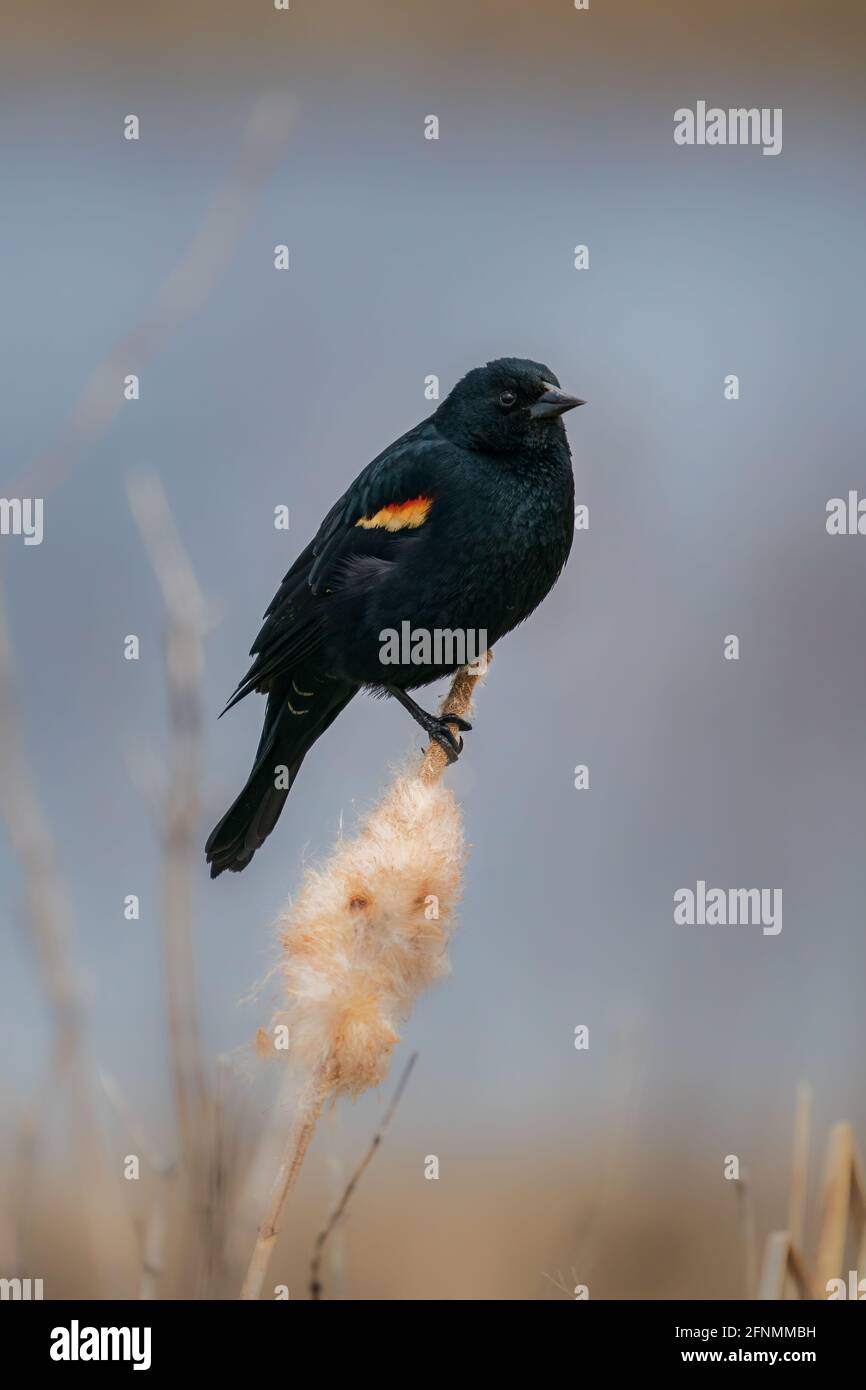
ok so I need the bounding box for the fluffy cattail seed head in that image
[260,661,487,1098]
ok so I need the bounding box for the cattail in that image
[240,657,489,1299]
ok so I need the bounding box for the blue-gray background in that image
[2,0,865,1296]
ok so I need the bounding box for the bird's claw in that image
[429,714,470,762]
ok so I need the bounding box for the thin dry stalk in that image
[757,1230,813,1300]
[0,590,87,1078]
[787,1082,812,1251]
[11,94,296,507]
[758,1107,866,1300]
[814,1122,854,1293]
[734,1171,758,1299]
[310,1051,418,1299]
[139,1193,168,1302]
[322,1151,349,1298]
[239,659,488,1301]
[813,1122,866,1295]
[239,1071,328,1301]
[0,93,295,1299]
[202,1057,248,1298]
[559,1013,649,1290]
[0,583,112,1290]
[99,1070,175,1300]
[8,1067,55,1277]
[128,473,212,1288]
[853,1143,866,1280]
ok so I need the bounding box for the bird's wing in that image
[222,419,447,713]
[305,418,445,595]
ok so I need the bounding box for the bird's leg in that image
[386,686,472,763]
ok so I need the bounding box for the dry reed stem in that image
[0,96,294,1300]
[734,1172,758,1299]
[755,1082,815,1300]
[788,1082,812,1252]
[814,1121,866,1295]
[128,473,213,1289]
[0,582,113,1290]
[99,1070,175,1299]
[852,1143,866,1280]
[814,1123,853,1292]
[757,1230,814,1300]
[758,1103,866,1299]
[8,1065,56,1278]
[202,1056,249,1299]
[239,658,489,1301]
[10,95,296,508]
[786,1239,815,1298]
[309,1051,418,1300]
[561,1013,649,1290]
[0,590,87,1077]
[239,1072,327,1301]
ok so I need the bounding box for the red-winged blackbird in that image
[206,357,584,877]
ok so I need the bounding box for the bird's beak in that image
[529,383,586,419]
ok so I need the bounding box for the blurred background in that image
[1,0,865,1298]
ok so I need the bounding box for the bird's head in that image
[434,357,585,455]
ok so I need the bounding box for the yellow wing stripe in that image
[355,495,432,532]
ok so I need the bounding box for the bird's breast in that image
[422,459,574,638]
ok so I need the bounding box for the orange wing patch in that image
[355,495,432,532]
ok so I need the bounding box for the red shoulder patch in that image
[355,495,433,532]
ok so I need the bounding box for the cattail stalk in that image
[310,1051,418,1299]
[239,1073,326,1301]
[239,656,489,1300]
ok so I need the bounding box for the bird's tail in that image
[205,679,355,878]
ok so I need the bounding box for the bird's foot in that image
[422,711,472,762]
[387,685,472,762]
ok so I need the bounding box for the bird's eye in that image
[499,390,516,408]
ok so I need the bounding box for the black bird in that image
[206,357,584,877]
